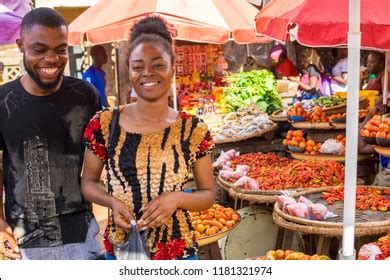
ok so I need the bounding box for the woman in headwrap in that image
[270,44,298,79]
[288,47,332,96]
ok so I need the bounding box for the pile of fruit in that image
[322,186,390,211]
[248,250,330,260]
[287,104,330,123]
[283,130,321,155]
[287,102,309,119]
[335,134,346,146]
[307,106,329,123]
[360,115,390,139]
[227,153,344,190]
[330,109,369,123]
[190,204,240,239]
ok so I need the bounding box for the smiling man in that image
[0,8,101,260]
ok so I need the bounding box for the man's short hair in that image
[90,45,106,58]
[20,7,67,36]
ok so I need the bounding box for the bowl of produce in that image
[288,145,305,153]
[376,137,390,147]
[289,115,306,122]
[362,136,377,145]
[190,204,240,247]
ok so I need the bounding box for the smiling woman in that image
[81,16,216,260]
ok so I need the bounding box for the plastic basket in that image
[334,90,378,109]
[359,90,379,109]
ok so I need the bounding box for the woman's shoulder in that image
[178,111,208,128]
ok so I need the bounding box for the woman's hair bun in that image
[131,16,173,44]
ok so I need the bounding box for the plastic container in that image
[288,115,306,122]
[334,90,379,109]
[359,90,379,109]
[289,146,305,153]
[362,136,377,145]
[376,137,390,147]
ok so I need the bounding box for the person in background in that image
[83,45,108,108]
[81,16,216,260]
[289,47,332,96]
[0,62,4,84]
[362,51,385,94]
[270,44,298,79]
[0,8,101,260]
[358,104,390,186]
[330,48,348,93]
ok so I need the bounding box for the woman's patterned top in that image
[83,108,214,260]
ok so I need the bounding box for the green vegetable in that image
[223,70,282,114]
[316,96,347,107]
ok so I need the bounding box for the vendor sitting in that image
[361,51,385,95]
[270,44,298,79]
[358,104,390,186]
[289,47,332,98]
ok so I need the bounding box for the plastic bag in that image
[298,196,314,206]
[358,243,383,260]
[222,165,234,172]
[233,175,259,190]
[112,222,150,260]
[236,165,250,173]
[212,149,239,169]
[320,139,345,155]
[308,203,329,221]
[277,196,297,213]
[287,203,309,218]
[276,196,296,207]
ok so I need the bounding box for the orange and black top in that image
[83,109,214,260]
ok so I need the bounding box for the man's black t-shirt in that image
[0,76,100,248]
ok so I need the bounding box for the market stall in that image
[256,0,390,259]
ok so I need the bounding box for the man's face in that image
[366,54,382,74]
[17,24,68,90]
[96,48,108,65]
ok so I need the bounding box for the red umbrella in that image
[255,0,390,50]
[69,0,270,45]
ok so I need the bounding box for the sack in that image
[111,223,150,260]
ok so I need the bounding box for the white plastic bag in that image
[233,175,259,190]
[112,221,150,260]
[320,139,345,155]
[212,149,239,169]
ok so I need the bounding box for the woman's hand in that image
[370,104,389,116]
[0,219,21,260]
[139,192,181,229]
[110,197,134,230]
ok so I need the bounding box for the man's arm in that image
[0,151,21,259]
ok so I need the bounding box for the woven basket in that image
[273,186,390,237]
[374,146,390,157]
[214,123,276,144]
[217,176,335,204]
[270,110,288,122]
[289,152,372,162]
[331,123,346,130]
[291,122,333,130]
[321,98,368,116]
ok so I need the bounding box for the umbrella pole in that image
[340,0,361,260]
[172,39,178,111]
[384,52,389,105]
